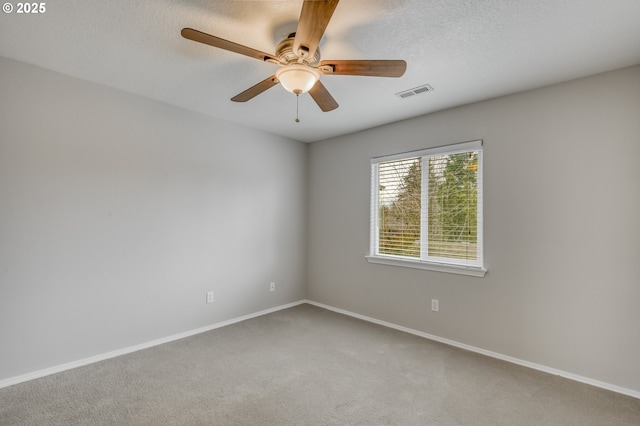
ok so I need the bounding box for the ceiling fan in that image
[181,0,406,114]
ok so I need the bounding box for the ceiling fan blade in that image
[293,0,340,59]
[308,81,339,112]
[231,76,280,102]
[319,60,407,77]
[181,28,278,63]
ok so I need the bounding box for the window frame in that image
[366,140,487,277]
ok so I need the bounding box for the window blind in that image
[377,157,422,258]
[370,140,483,269]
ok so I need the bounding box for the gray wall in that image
[307,66,640,392]
[0,57,308,380]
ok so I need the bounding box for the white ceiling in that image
[1,0,639,142]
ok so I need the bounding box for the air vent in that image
[395,84,434,99]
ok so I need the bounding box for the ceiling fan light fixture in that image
[275,64,320,95]
[181,0,405,112]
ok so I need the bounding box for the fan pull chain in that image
[295,94,300,123]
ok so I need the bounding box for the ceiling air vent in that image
[395,84,434,99]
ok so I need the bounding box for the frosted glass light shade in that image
[275,64,320,94]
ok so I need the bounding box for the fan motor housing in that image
[276,33,321,66]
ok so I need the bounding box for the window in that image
[367,140,486,276]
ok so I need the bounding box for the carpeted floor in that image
[1,303,639,425]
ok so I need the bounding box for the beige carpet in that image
[1,304,639,425]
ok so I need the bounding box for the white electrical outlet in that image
[269,282,275,292]
[431,299,439,312]
[206,291,214,304]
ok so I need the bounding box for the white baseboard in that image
[0,300,306,390]
[304,299,640,400]
[3,299,638,400]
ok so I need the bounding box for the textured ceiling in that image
[1,0,640,142]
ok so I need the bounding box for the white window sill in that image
[365,255,487,277]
